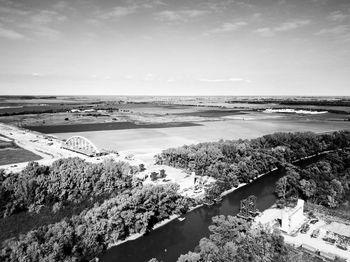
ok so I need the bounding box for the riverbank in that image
[108,214,179,248]
[221,167,278,197]
[104,149,345,254]
[220,182,247,197]
[106,168,280,250]
[101,148,348,262]
[107,203,216,250]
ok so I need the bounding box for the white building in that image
[281,199,305,234]
[255,199,306,235]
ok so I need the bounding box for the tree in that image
[275,176,288,199]
[139,164,146,172]
[148,259,161,262]
[150,172,158,181]
[299,179,316,198]
[177,252,200,262]
[1,184,189,262]
[159,169,166,178]
[177,215,292,262]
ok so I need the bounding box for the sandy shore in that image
[220,167,278,197]
[220,183,247,197]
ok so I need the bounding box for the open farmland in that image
[53,118,350,163]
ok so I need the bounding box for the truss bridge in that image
[62,136,100,156]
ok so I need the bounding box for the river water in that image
[100,157,317,262]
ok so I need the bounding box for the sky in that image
[0,0,350,96]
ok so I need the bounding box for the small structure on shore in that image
[237,195,260,220]
[192,172,204,187]
[281,199,305,234]
[255,199,306,234]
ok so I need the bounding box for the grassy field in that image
[0,148,42,165]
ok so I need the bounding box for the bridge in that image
[61,136,100,156]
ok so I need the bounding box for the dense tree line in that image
[156,131,350,193]
[0,103,124,117]
[178,215,289,262]
[275,150,350,208]
[0,157,139,217]
[0,184,190,262]
[0,108,72,117]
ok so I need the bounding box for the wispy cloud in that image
[0,6,29,16]
[314,25,349,36]
[155,9,209,23]
[31,72,44,77]
[30,10,66,25]
[274,20,310,32]
[21,24,62,40]
[52,1,69,10]
[255,19,311,36]
[100,0,164,19]
[205,21,248,35]
[199,78,251,83]
[137,0,165,9]
[310,0,328,5]
[201,1,237,13]
[327,11,349,22]
[255,27,274,37]
[101,6,138,18]
[19,9,66,40]
[0,2,67,40]
[0,25,23,39]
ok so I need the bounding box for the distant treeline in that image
[156,131,350,194]
[226,99,350,107]
[0,104,122,117]
[275,150,350,209]
[0,108,71,117]
[0,96,58,100]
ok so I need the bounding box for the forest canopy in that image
[275,150,350,208]
[156,131,350,193]
[0,157,138,218]
[0,184,190,262]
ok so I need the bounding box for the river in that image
[99,157,318,262]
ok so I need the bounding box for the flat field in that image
[53,118,350,163]
[1,96,349,164]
